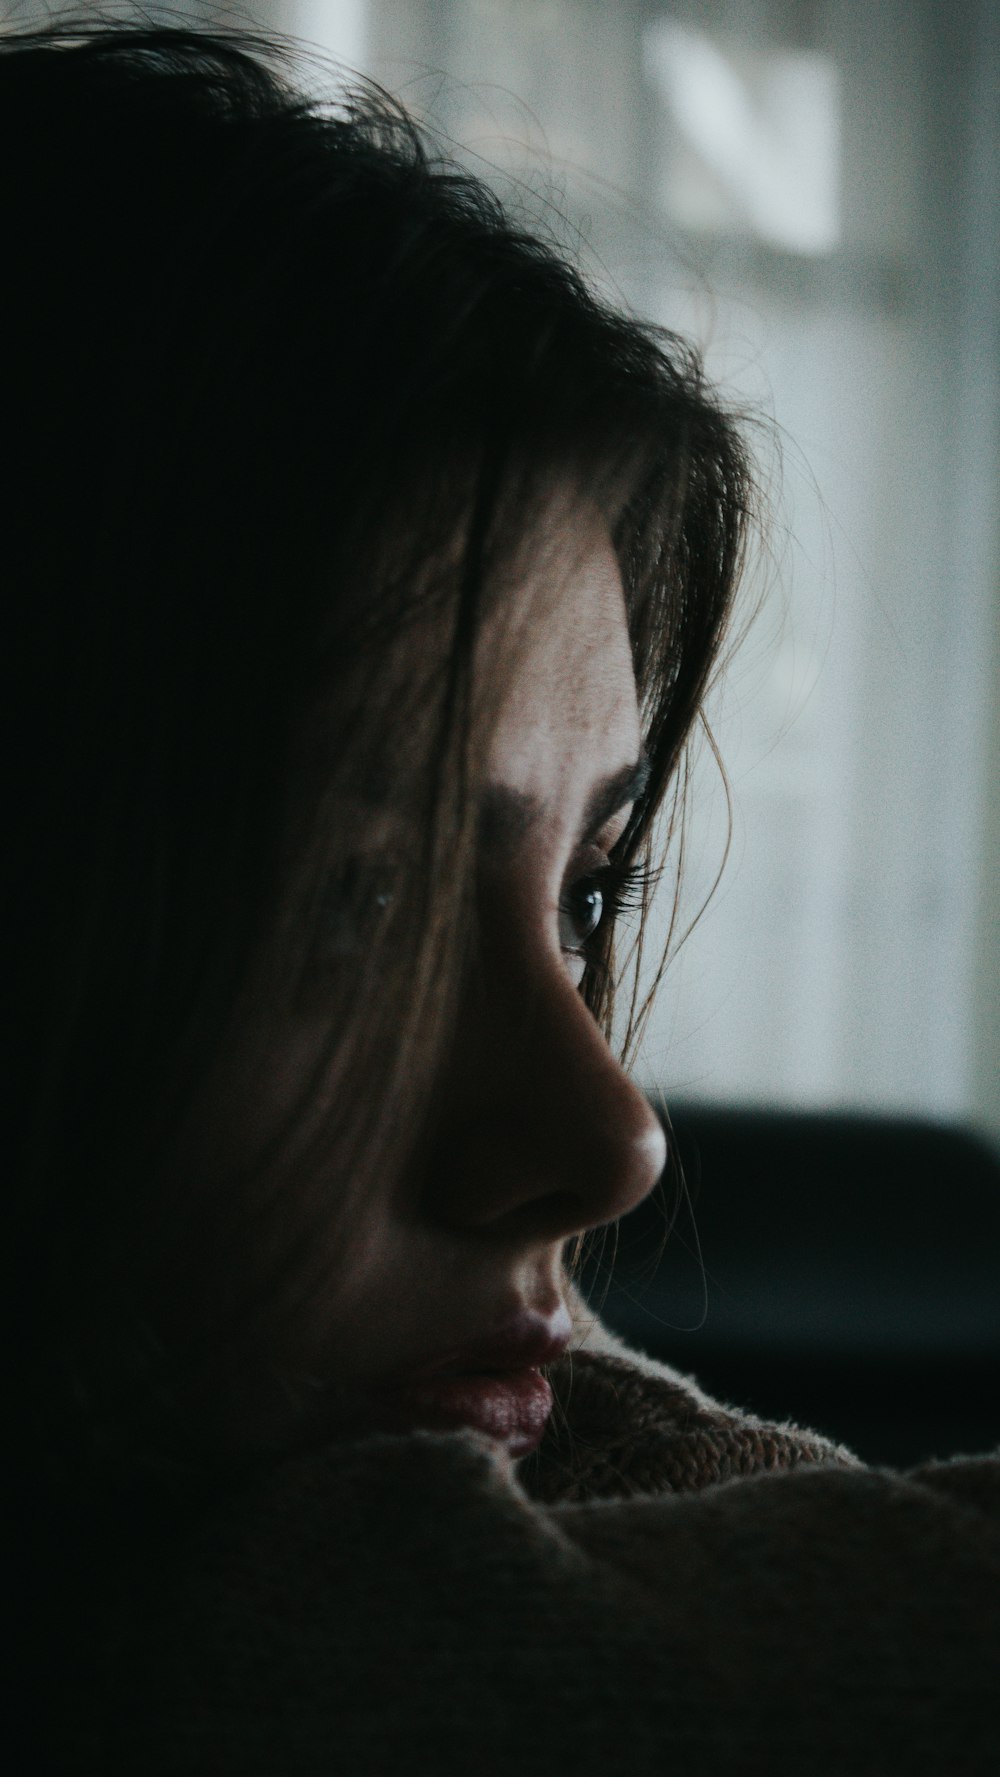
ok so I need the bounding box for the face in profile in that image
[166,510,667,1460]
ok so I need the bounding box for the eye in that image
[558,876,605,955]
[557,856,657,972]
[313,857,397,960]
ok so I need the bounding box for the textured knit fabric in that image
[65,1293,999,1774]
[527,1328,861,1502]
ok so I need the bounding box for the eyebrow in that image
[478,752,651,855]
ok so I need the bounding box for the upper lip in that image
[403,1303,573,1382]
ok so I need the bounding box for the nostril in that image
[423,1118,654,1241]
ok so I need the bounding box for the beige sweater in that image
[75,1296,999,1773]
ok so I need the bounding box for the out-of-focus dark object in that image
[581,1103,1000,1468]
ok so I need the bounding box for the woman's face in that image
[185,512,666,1459]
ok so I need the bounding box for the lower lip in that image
[377,1367,554,1456]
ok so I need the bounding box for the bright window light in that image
[292,0,369,76]
[643,19,841,257]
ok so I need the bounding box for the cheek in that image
[188,1015,343,1183]
[213,1025,409,1321]
[141,1016,355,1350]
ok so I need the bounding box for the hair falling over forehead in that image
[0,20,757,1480]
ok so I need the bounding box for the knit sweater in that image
[67,1293,999,1773]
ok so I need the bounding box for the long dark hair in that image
[1,21,754,1499]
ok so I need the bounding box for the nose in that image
[422,951,666,1245]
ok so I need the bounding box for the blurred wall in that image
[972,536,1000,1147]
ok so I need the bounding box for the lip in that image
[375,1305,572,1456]
[378,1368,555,1456]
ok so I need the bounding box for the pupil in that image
[579,884,603,931]
[564,881,603,952]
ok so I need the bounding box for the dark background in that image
[581,1101,1000,1468]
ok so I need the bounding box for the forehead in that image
[288,510,640,843]
[484,518,641,798]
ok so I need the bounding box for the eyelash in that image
[559,856,656,966]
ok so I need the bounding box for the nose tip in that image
[572,1070,667,1231]
[619,1093,669,1215]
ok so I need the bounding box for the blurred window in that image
[643,20,841,256]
